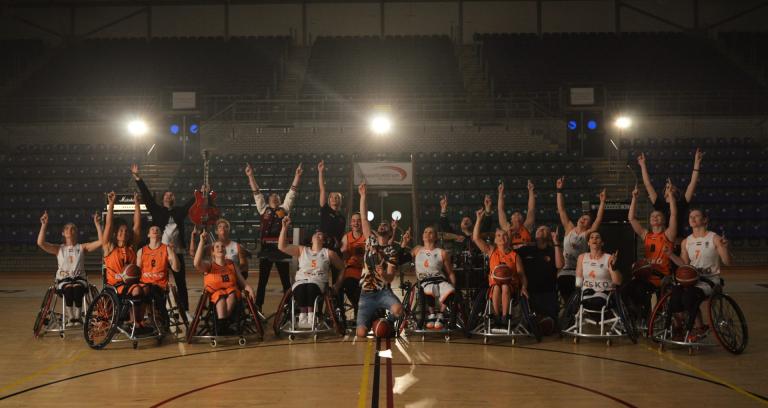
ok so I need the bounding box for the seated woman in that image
[473,209,528,328]
[666,208,731,342]
[410,226,457,330]
[338,212,366,316]
[37,211,103,326]
[575,232,621,311]
[193,230,254,335]
[278,216,345,328]
[102,192,142,294]
[135,225,180,322]
[189,218,249,279]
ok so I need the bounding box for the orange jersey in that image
[508,226,532,247]
[139,244,171,290]
[644,231,672,285]
[104,246,136,286]
[488,247,520,286]
[204,259,239,293]
[343,231,367,269]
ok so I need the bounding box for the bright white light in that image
[367,211,375,222]
[391,210,402,221]
[369,114,392,135]
[614,116,632,129]
[127,119,149,136]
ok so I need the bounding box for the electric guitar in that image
[188,150,221,226]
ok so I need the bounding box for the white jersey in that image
[560,230,588,276]
[415,248,445,281]
[293,247,330,290]
[686,232,720,278]
[56,244,85,281]
[224,241,241,265]
[581,253,613,297]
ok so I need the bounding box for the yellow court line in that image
[0,350,87,395]
[357,340,374,408]
[644,345,768,406]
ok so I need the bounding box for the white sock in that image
[73,306,81,320]
[298,312,307,322]
[307,312,315,326]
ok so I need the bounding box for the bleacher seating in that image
[1,39,47,87]
[719,31,768,80]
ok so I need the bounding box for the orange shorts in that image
[206,286,241,304]
[343,266,363,280]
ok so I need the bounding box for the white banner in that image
[570,87,595,106]
[172,92,196,109]
[354,162,412,186]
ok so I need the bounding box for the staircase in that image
[274,46,311,100]
[456,44,494,121]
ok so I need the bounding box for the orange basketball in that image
[371,318,391,338]
[632,259,653,280]
[118,264,140,285]
[491,263,519,287]
[675,265,699,287]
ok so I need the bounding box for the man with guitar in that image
[132,163,198,315]
[245,162,303,311]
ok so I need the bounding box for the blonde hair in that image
[216,218,231,230]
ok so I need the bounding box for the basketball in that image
[675,265,699,287]
[118,264,140,285]
[492,264,518,287]
[632,259,653,280]
[371,318,391,338]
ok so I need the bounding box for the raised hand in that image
[358,182,367,196]
[475,208,485,219]
[439,194,448,211]
[609,250,618,268]
[719,233,729,249]
[599,188,607,202]
[244,163,254,177]
[40,211,49,225]
[556,176,565,189]
[295,162,303,177]
[92,212,101,224]
[551,226,559,243]
[282,216,292,228]
[401,228,412,246]
[631,184,639,199]
[497,182,505,195]
[527,179,534,192]
[107,191,116,205]
[130,163,140,180]
[317,160,325,173]
[694,148,705,166]
[483,194,492,210]
[133,191,140,204]
[200,229,209,241]
[637,152,646,167]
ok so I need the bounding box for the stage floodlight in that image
[367,211,375,222]
[391,210,402,221]
[369,114,392,135]
[127,119,149,137]
[615,116,632,129]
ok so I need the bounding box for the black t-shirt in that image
[652,196,690,238]
[515,245,557,293]
[319,204,346,249]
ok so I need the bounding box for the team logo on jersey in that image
[705,242,710,248]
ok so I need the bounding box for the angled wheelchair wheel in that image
[273,289,293,337]
[324,291,344,336]
[84,290,120,350]
[465,287,488,338]
[709,293,748,355]
[614,293,638,344]
[170,285,190,333]
[244,294,265,338]
[85,284,100,309]
[186,292,210,343]
[520,296,542,342]
[559,292,580,333]
[33,287,56,338]
[647,292,672,342]
[448,292,468,333]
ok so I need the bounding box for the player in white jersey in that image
[410,226,457,330]
[37,211,103,326]
[575,232,621,310]
[556,177,607,302]
[278,217,345,328]
[666,208,731,341]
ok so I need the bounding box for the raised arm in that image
[438,194,455,233]
[37,211,59,255]
[524,179,536,230]
[245,163,267,215]
[472,209,491,254]
[516,255,528,298]
[280,163,302,213]
[637,153,658,204]
[608,251,622,285]
[628,186,647,238]
[552,228,564,269]
[167,244,180,272]
[587,189,607,235]
[277,216,301,257]
[193,230,211,272]
[678,238,690,266]
[318,160,327,207]
[359,182,372,239]
[556,177,574,233]
[131,164,161,214]
[715,233,732,267]
[188,227,198,258]
[132,192,142,247]
[685,148,703,203]
[102,192,116,249]
[82,212,104,252]
[664,188,678,243]
[497,182,510,231]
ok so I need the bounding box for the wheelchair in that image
[273,286,344,342]
[186,290,264,347]
[33,281,99,339]
[647,272,748,355]
[334,275,361,335]
[561,288,637,346]
[466,283,542,344]
[621,260,674,337]
[83,283,184,350]
[397,278,468,342]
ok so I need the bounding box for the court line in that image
[4,337,766,402]
[0,349,87,395]
[148,363,638,407]
[357,340,373,408]
[643,344,768,407]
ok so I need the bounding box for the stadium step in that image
[275,46,311,100]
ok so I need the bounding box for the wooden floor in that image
[1,268,767,407]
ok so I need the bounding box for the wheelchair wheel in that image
[397,284,418,337]
[647,292,672,342]
[464,287,487,338]
[33,287,56,338]
[709,293,748,355]
[324,292,344,336]
[171,285,190,332]
[186,292,210,343]
[244,294,265,338]
[519,296,542,342]
[558,292,580,332]
[85,284,99,309]
[273,289,293,337]
[84,290,120,350]
[448,292,468,333]
[614,293,638,344]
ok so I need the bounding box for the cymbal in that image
[437,232,463,241]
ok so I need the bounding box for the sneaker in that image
[686,326,709,343]
[433,318,444,330]
[298,314,309,329]
[426,314,436,329]
[69,317,82,326]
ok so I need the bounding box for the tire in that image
[647,292,672,342]
[33,287,56,338]
[84,290,120,350]
[398,285,417,337]
[244,295,265,338]
[520,296,542,342]
[558,292,580,332]
[273,289,293,337]
[614,294,637,344]
[186,293,209,343]
[324,292,344,336]
[709,294,748,355]
[465,287,487,338]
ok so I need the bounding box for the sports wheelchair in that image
[186,290,264,347]
[273,287,344,342]
[560,288,637,346]
[647,268,747,355]
[33,280,99,339]
[83,283,187,349]
[621,260,674,336]
[466,283,542,344]
[397,277,467,342]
